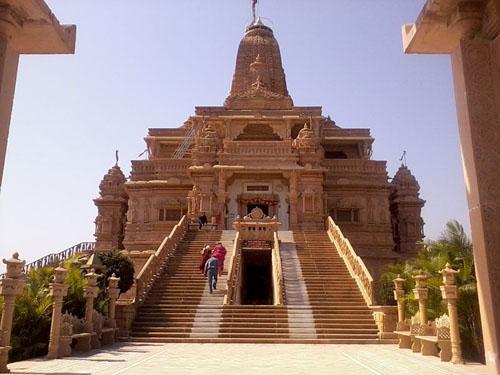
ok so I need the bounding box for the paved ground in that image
[8,343,486,375]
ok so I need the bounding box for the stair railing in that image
[272,232,284,305]
[326,216,374,306]
[224,232,241,305]
[135,215,188,305]
[24,242,96,273]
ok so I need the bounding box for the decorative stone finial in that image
[440,263,459,286]
[53,263,68,284]
[393,274,405,290]
[3,252,25,279]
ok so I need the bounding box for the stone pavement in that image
[8,343,486,375]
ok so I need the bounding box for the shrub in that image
[97,250,134,294]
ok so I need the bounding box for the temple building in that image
[94,18,425,280]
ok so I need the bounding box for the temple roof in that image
[224,18,293,110]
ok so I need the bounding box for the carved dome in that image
[99,165,126,197]
[224,18,293,109]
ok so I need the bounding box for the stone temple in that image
[92,18,426,341]
[94,18,424,277]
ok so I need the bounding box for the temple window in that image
[333,208,359,223]
[325,151,348,159]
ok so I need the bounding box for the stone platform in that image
[8,343,486,374]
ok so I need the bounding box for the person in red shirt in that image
[199,245,211,274]
[211,241,227,276]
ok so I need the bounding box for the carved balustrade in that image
[323,159,388,177]
[130,159,192,181]
[221,140,295,157]
[327,216,374,305]
[135,215,188,305]
[24,242,95,273]
[224,232,242,305]
[272,232,284,305]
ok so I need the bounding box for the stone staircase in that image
[292,230,379,342]
[131,229,223,341]
[131,229,380,343]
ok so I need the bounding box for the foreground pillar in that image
[107,273,120,326]
[402,2,500,372]
[440,263,464,364]
[47,263,68,359]
[393,274,406,325]
[83,269,100,334]
[0,1,76,191]
[413,272,428,325]
[0,253,25,373]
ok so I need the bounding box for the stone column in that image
[0,33,19,191]
[0,253,25,373]
[393,274,406,324]
[403,4,500,372]
[107,273,120,327]
[0,4,75,191]
[413,272,428,325]
[440,263,464,364]
[83,269,100,332]
[47,263,69,360]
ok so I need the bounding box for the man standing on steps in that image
[211,241,227,276]
[204,255,219,294]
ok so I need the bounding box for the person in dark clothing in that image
[198,213,208,229]
[204,256,219,294]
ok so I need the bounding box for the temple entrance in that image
[240,249,273,305]
[247,204,269,216]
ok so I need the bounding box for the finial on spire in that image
[252,0,258,23]
[399,150,407,167]
[115,150,119,166]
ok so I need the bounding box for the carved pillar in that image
[440,263,464,364]
[107,273,120,327]
[0,32,18,191]
[47,263,69,359]
[393,274,406,324]
[0,253,25,373]
[413,272,428,325]
[83,269,100,346]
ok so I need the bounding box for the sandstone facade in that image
[94,19,425,278]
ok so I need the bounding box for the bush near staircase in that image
[379,220,484,363]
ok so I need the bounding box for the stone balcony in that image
[323,159,389,184]
[130,159,192,181]
[218,140,299,167]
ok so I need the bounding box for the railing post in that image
[440,263,463,364]
[107,273,120,327]
[0,253,25,373]
[393,274,406,325]
[83,269,100,347]
[413,271,428,325]
[47,263,69,359]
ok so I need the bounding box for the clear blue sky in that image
[0,0,469,264]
